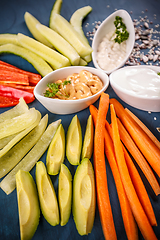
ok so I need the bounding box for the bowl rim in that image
[34,66,110,103]
[92,9,135,74]
[109,65,160,100]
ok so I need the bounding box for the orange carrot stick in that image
[110,98,160,178]
[117,118,160,196]
[90,93,117,240]
[122,145,157,226]
[110,103,158,240]
[107,118,157,226]
[90,105,138,240]
[125,108,160,150]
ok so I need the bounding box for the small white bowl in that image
[92,9,135,75]
[109,65,160,112]
[34,66,109,114]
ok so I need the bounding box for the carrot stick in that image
[110,98,160,178]
[110,103,158,240]
[90,104,138,240]
[107,118,157,226]
[117,118,160,196]
[122,145,157,226]
[125,108,160,150]
[90,93,117,240]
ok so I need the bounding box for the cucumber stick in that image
[70,6,92,63]
[0,98,28,124]
[0,108,39,140]
[0,134,18,150]
[0,33,20,46]
[50,13,93,58]
[70,6,92,45]
[79,58,87,66]
[36,23,80,66]
[0,98,29,149]
[1,118,61,195]
[0,110,41,158]
[0,114,48,179]
[17,33,70,69]
[24,12,53,48]
[0,43,53,76]
[49,0,62,28]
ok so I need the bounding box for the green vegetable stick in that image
[0,108,39,140]
[0,114,48,178]
[0,98,28,124]
[0,134,19,150]
[0,33,20,46]
[0,110,41,158]
[1,118,61,195]
[0,44,53,77]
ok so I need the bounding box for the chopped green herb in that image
[63,80,71,86]
[44,80,71,98]
[114,16,129,44]
[157,72,160,76]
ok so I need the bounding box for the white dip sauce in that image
[113,67,160,98]
[96,31,126,71]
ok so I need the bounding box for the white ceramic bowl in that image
[109,65,160,112]
[34,66,109,114]
[92,9,135,75]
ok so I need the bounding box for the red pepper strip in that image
[0,85,35,107]
[0,70,29,85]
[0,96,20,108]
[0,61,41,86]
[0,82,34,93]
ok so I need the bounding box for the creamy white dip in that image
[96,31,126,71]
[113,67,160,98]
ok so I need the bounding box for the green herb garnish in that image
[157,72,160,76]
[114,16,129,44]
[44,80,71,98]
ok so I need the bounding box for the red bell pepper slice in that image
[0,60,42,86]
[0,85,35,107]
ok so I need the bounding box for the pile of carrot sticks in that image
[90,92,160,240]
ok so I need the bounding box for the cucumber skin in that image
[24,12,53,48]
[17,33,71,69]
[0,33,20,46]
[37,23,80,66]
[70,6,92,45]
[49,0,63,28]
[0,118,61,195]
[50,13,93,58]
[0,43,53,76]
